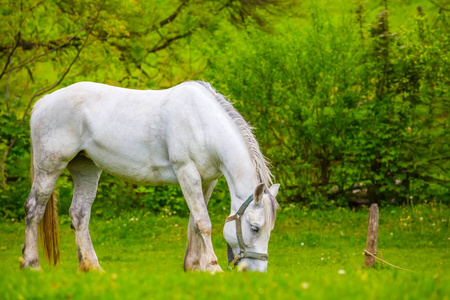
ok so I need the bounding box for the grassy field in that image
[0,203,448,299]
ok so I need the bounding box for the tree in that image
[0,0,293,216]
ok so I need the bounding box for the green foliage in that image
[0,204,448,299]
[0,106,30,218]
[0,0,449,218]
[0,0,294,218]
[205,0,449,207]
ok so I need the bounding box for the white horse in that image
[20,81,280,273]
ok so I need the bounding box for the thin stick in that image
[363,250,412,272]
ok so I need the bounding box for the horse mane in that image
[194,81,279,224]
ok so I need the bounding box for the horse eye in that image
[251,225,259,233]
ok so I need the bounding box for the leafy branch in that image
[428,0,450,11]
[0,33,21,81]
[1,17,92,77]
[1,0,105,181]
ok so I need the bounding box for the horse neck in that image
[220,144,259,213]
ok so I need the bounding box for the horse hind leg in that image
[67,154,103,272]
[21,165,66,270]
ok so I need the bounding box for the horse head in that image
[223,183,280,272]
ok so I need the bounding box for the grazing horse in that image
[20,81,280,273]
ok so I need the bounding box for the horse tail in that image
[31,145,60,266]
[40,190,60,266]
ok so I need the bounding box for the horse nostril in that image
[237,261,249,272]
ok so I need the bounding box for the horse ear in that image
[254,183,265,203]
[269,184,280,197]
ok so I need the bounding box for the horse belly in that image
[84,144,178,185]
[82,125,178,185]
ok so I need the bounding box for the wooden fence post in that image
[365,203,379,267]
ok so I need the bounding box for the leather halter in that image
[225,194,269,269]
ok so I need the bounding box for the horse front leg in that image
[184,180,218,271]
[175,163,222,273]
[67,156,103,272]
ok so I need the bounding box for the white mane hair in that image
[194,81,279,224]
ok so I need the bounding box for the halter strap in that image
[225,193,269,269]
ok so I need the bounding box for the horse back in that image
[30,82,235,184]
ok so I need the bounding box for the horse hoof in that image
[20,263,42,271]
[20,258,42,271]
[207,264,223,274]
[78,259,104,273]
[78,265,104,273]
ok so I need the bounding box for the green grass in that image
[0,203,448,299]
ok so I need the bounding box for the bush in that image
[1,0,448,218]
[205,1,449,207]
